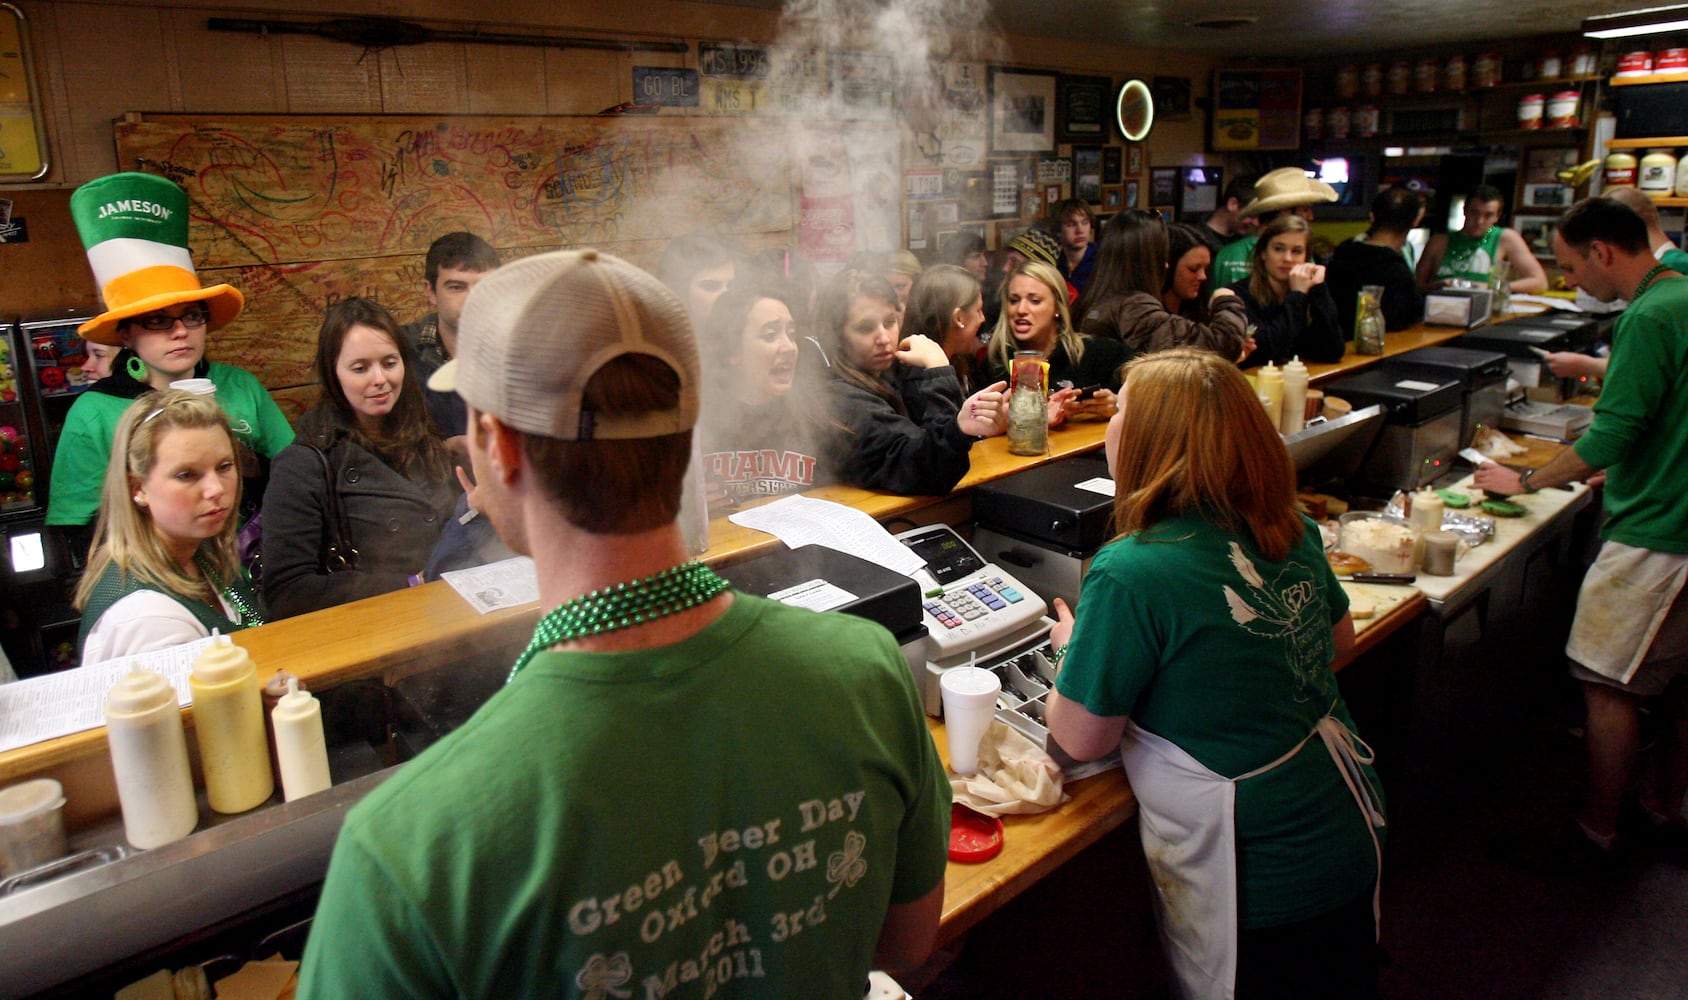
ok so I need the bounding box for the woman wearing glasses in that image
[48,172,295,548]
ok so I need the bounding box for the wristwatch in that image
[1518,467,1540,494]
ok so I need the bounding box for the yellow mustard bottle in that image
[189,635,274,814]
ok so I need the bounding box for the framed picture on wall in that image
[989,68,1059,154]
[1514,214,1557,255]
[1522,183,1572,208]
[1058,74,1112,142]
[1126,179,1141,208]
[1152,76,1192,122]
[1073,146,1103,204]
[1102,186,1123,209]
[1150,166,1179,212]
[988,158,1029,218]
[1128,145,1144,175]
[1044,183,1064,208]
[1102,146,1123,185]
[1180,165,1223,215]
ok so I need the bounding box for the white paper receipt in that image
[768,578,858,612]
[1393,379,1441,393]
[1074,476,1117,497]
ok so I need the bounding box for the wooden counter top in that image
[1307,323,1471,387]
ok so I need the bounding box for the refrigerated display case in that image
[0,313,96,677]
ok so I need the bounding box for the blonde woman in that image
[75,390,263,663]
[983,260,1126,425]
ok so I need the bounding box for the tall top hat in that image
[69,172,244,345]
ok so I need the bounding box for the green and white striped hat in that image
[69,172,243,346]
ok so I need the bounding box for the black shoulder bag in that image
[309,445,361,573]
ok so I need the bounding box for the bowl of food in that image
[1337,511,1418,575]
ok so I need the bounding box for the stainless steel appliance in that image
[1323,367,1465,491]
[1384,345,1510,450]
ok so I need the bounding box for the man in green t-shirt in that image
[1209,166,1338,289]
[1476,196,1688,869]
[1545,187,1688,382]
[298,250,950,999]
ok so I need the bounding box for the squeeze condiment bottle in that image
[1410,488,1446,535]
[104,667,197,849]
[1256,361,1284,432]
[271,678,332,802]
[1279,357,1309,435]
[189,635,274,814]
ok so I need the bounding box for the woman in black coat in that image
[261,298,459,618]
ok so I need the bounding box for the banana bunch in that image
[1556,159,1602,187]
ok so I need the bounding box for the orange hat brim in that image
[78,283,245,346]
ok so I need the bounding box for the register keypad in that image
[922,577,1027,629]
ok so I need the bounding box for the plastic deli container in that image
[1605,151,1638,188]
[1639,150,1678,194]
[1617,50,1654,76]
[1415,57,1440,93]
[1474,52,1503,87]
[1303,107,1324,141]
[1657,48,1688,73]
[0,779,68,877]
[1388,60,1412,95]
[1547,91,1580,128]
[1538,51,1563,80]
[1517,94,1545,130]
[1326,106,1352,140]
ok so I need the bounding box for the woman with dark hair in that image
[1163,222,1218,318]
[1047,348,1383,1000]
[261,297,459,618]
[657,231,741,326]
[818,269,1005,495]
[1075,210,1248,362]
[1228,215,1345,368]
[697,283,836,512]
[903,265,987,394]
[76,390,263,663]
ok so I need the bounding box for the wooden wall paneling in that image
[543,47,621,114]
[464,44,546,114]
[51,3,173,178]
[198,254,428,391]
[168,8,284,113]
[0,189,101,317]
[22,1,74,183]
[377,43,469,115]
[280,34,381,113]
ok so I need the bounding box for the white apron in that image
[1565,541,1688,684]
[1119,708,1385,1000]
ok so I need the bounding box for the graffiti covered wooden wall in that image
[115,114,801,415]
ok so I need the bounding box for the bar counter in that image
[0,324,1477,983]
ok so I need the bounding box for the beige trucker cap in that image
[428,249,699,441]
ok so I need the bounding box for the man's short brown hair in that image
[521,354,692,533]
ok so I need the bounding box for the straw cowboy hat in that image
[69,172,244,345]
[1238,167,1339,219]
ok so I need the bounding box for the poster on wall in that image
[1058,75,1111,142]
[832,51,896,119]
[929,61,991,169]
[1211,69,1302,151]
[989,68,1058,154]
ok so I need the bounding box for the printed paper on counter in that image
[0,637,213,754]
[442,556,541,614]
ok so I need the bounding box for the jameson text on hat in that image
[69,172,244,346]
[428,249,699,442]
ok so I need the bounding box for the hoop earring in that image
[126,354,148,381]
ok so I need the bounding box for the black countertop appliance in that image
[1382,344,1510,450]
[969,451,1115,609]
[1323,366,1465,491]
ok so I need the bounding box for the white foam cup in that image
[940,666,1002,777]
[169,378,217,396]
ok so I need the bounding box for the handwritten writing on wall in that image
[115,116,797,393]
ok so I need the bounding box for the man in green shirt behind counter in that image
[1475,196,1688,871]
